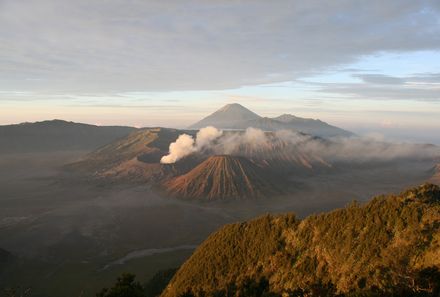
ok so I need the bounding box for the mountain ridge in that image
[162,183,440,296]
[69,127,330,189]
[68,128,198,181]
[188,103,353,138]
[0,119,135,154]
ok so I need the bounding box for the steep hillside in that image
[163,155,285,200]
[0,120,135,154]
[68,128,200,181]
[430,164,440,185]
[162,184,440,296]
[73,128,163,170]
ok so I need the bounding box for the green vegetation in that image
[161,184,440,297]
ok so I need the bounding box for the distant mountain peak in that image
[218,103,250,112]
[214,103,259,116]
[188,103,261,129]
[273,114,301,122]
[188,103,353,138]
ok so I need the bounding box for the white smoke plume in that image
[213,127,270,155]
[160,126,223,164]
[243,127,268,146]
[195,126,223,149]
[160,134,196,164]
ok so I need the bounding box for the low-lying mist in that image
[160,126,440,164]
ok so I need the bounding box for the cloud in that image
[214,127,271,154]
[352,73,440,86]
[353,74,405,85]
[161,126,440,164]
[406,73,440,84]
[263,129,440,162]
[0,0,439,94]
[195,126,223,149]
[308,72,440,101]
[319,84,440,101]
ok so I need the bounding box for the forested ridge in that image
[160,184,440,297]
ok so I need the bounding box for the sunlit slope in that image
[163,184,440,296]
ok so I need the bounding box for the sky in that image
[0,0,440,143]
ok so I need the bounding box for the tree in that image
[144,268,178,297]
[415,266,440,296]
[96,273,145,297]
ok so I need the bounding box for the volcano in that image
[67,128,200,181]
[68,127,330,190]
[188,103,260,130]
[163,155,285,200]
[188,103,353,138]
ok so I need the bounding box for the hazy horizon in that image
[1,1,440,144]
[2,102,440,145]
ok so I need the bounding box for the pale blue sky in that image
[1,1,439,143]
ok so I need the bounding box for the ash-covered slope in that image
[68,128,198,181]
[69,126,330,186]
[162,184,440,296]
[163,155,285,200]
